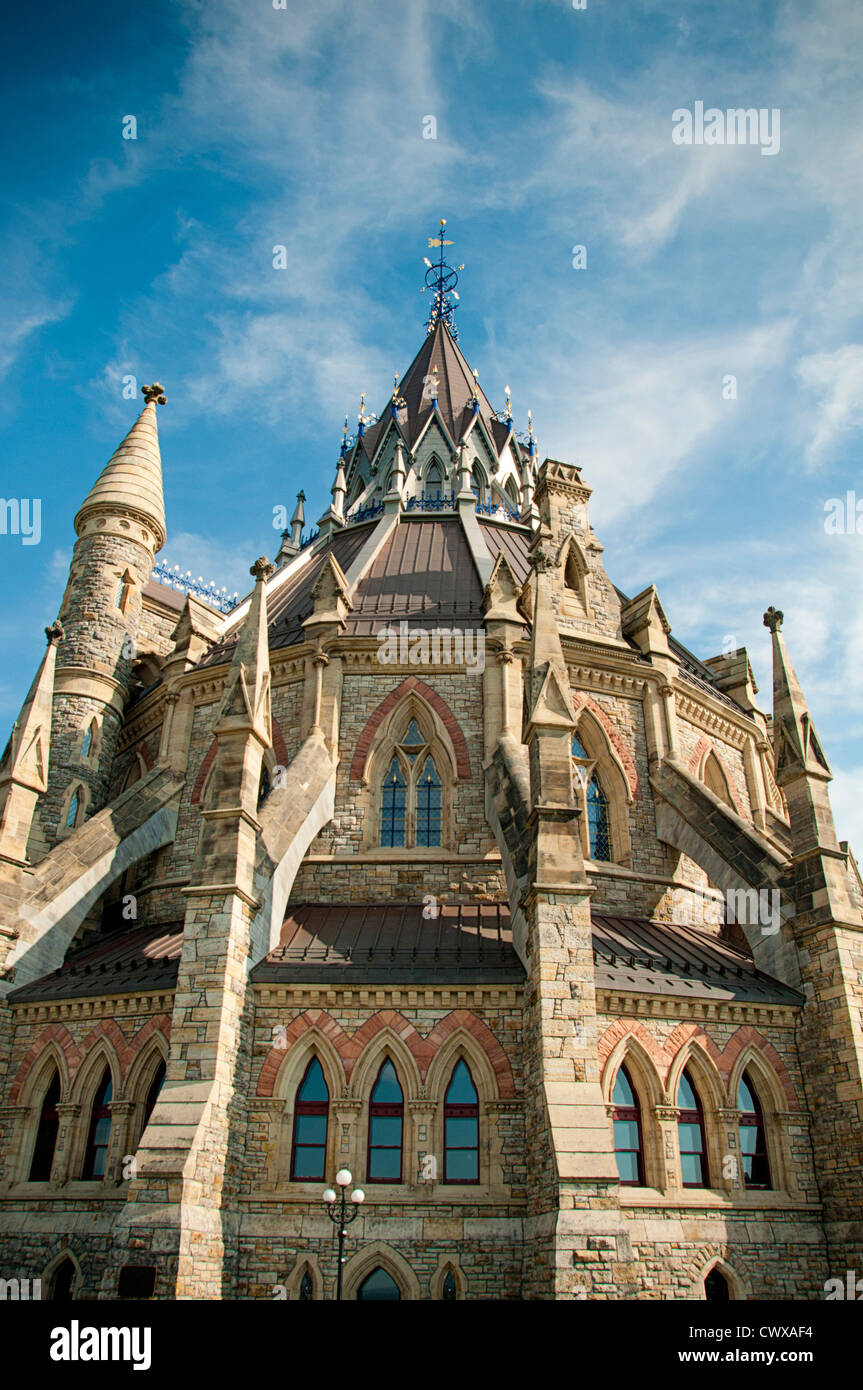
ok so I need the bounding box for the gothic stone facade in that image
[0,327,861,1302]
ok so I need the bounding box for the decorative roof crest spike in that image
[391,371,407,415]
[420,218,464,341]
[357,391,378,437]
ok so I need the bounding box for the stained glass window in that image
[381,757,407,847]
[587,775,611,861]
[416,756,442,847]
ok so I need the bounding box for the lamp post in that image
[323,1168,365,1300]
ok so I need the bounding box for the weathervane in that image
[421,218,464,340]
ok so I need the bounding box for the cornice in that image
[8,990,175,1022]
[596,988,801,1028]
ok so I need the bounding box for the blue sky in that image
[2,0,862,846]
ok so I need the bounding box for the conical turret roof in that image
[74,391,166,549]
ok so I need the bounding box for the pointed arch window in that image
[677,1069,709,1188]
[82,1067,113,1180]
[442,1270,458,1300]
[571,732,613,862]
[704,1267,730,1302]
[357,1267,401,1300]
[379,716,443,849]
[299,1270,314,1301]
[426,459,443,500]
[50,1258,76,1302]
[471,466,485,502]
[738,1072,771,1190]
[367,1058,403,1183]
[586,775,611,861]
[257,763,271,810]
[142,1060,166,1132]
[29,1071,61,1182]
[611,1064,644,1186]
[290,1058,329,1181]
[66,789,81,830]
[81,719,98,760]
[443,1059,479,1183]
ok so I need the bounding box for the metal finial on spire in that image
[420,218,465,341]
[142,382,167,405]
[504,384,512,422]
[391,371,406,416]
[357,391,378,437]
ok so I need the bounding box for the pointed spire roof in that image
[360,320,507,460]
[0,621,63,797]
[215,557,274,744]
[763,606,832,783]
[75,384,167,550]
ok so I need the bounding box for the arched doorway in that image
[357,1267,401,1301]
[704,1267,730,1302]
[50,1257,77,1301]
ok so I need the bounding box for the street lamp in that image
[323,1168,365,1300]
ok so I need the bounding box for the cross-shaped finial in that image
[45,619,65,647]
[763,606,784,633]
[142,383,167,405]
[250,556,275,583]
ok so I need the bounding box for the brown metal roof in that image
[591,913,802,1005]
[343,517,484,636]
[251,901,522,984]
[7,921,184,1003]
[478,520,532,589]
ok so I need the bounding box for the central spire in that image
[421,218,464,340]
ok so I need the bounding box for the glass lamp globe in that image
[351,1188,365,1204]
[335,1168,352,1187]
[323,1188,337,1204]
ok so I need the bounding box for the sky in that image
[1,0,862,847]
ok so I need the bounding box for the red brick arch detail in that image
[8,1014,172,1104]
[9,1023,80,1103]
[191,717,290,804]
[257,1010,352,1096]
[139,743,154,772]
[426,1010,515,1098]
[350,677,470,781]
[572,693,639,798]
[597,1019,799,1110]
[256,1008,513,1098]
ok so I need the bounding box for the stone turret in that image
[36,385,168,848]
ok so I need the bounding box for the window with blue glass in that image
[367,1059,404,1182]
[612,1064,644,1186]
[82,1068,113,1179]
[677,1069,709,1188]
[443,1059,479,1183]
[380,757,407,847]
[379,716,443,849]
[290,1058,329,1180]
[738,1072,771,1189]
[571,732,612,861]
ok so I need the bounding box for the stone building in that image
[1,231,862,1301]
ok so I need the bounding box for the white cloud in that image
[796,345,863,469]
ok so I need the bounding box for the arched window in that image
[443,1059,479,1183]
[66,789,81,830]
[258,763,271,810]
[29,1071,61,1182]
[367,1059,403,1183]
[611,1064,644,1186]
[703,750,733,808]
[442,1270,458,1300]
[426,460,443,500]
[381,757,407,848]
[677,1069,708,1188]
[114,577,127,609]
[82,1067,113,1180]
[586,774,611,861]
[299,1270,314,1301]
[504,476,519,506]
[378,717,444,849]
[50,1257,76,1302]
[416,756,442,847]
[704,1267,730,1302]
[738,1072,771,1190]
[471,466,485,502]
[571,732,613,862]
[81,720,97,759]
[290,1058,329,1181]
[142,1060,166,1132]
[357,1267,401,1301]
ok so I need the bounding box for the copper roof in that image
[591,914,802,1005]
[7,921,184,1003]
[343,517,484,636]
[252,901,522,984]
